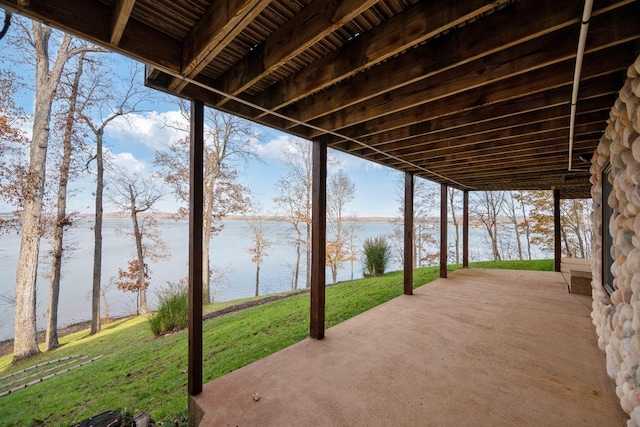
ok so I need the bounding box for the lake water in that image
[0,218,548,341]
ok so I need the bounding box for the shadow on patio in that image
[192,268,626,426]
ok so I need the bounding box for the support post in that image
[404,172,414,295]
[463,190,469,268]
[310,140,327,340]
[440,184,448,278]
[553,189,561,272]
[188,100,204,396]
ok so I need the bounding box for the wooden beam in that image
[310,140,327,340]
[374,112,607,162]
[434,160,595,181]
[323,75,620,148]
[0,0,181,72]
[169,0,268,93]
[188,100,204,397]
[463,190,469,268]
[110,0,135,46]
[355,99,612,154]
[304,42,634,138]
[379,122,606,167]
[404,172,414,295]
[215,0,377,100]
[418,140,599,171]
[286,0,637,134]
[554,189,562,272]
[440,184,448,279]
[253,0,502,114]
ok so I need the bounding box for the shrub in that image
[149,279,188,337]
[362,235,391,277]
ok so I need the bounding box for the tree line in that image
[387,179,593,268]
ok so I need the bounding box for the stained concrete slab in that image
[192,268,627,426]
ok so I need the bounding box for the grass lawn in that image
[0,259,552,426]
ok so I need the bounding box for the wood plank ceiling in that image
[1,0,638,198]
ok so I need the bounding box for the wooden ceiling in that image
[1,0,638,198]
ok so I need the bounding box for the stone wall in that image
[591,54,640,426]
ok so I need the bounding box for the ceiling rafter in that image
[249,0,508,115]
[0,0,181,71]
[353,104,611,156]
[282,0,640,137]
[314,47,634,145]
[302,36,637,139]
[214,0,379,103]
[110,0,136,46]
[382,121,602,164]
[168,0,270,93]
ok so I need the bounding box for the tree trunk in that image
[201,173,217,304]
[449,188,460,264]
[203,205,213,304]
[573,203,586,258]
[518,192,533,260]
[293,226,301,290]
[91,130,104,334]
[331,262,338,285]
[305,221,311,288]
[14,24,64,360]
[255,263,260,297]
[130,185,148,314]
[46,53,84,350]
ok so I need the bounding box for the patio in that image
[192,268,625,426]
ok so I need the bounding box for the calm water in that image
[0,218,547,341]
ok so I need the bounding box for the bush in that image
[362,235,391,277]
[149,280,188,337]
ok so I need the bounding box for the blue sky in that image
[1,37,416,218]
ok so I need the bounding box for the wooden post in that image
[463,190,469,268]
[553,189,561,272]
[404,172,414,295]
[440,184,448,278]
[310,140,327,340]
[188,100,204,396]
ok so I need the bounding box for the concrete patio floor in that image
[192,268,627,426]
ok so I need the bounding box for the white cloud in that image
[108,150,147,175]
[250,134,383,174]
[250,134,306,163]
[330,149,383,172]
[106,110,188,151]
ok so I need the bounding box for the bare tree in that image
[273,138,312,289]
[11,20,101,360]
[388,174,439,267]
[110,172,167,314]
[247,215,270,297]
[472,191,506,261]
[81,64,150,333]
[327,170,355,284]
[512,191,533,260]
[155,107,257,303]
[449,187,460,264]
[344,216,361,280]
[45,52,89,350]
[561,198,592,258]
[503,191,525,261]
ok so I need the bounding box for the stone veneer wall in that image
[591,54,640,426]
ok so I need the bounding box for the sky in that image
[0,31,419,219]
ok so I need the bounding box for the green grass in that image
[0,259,552,426]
